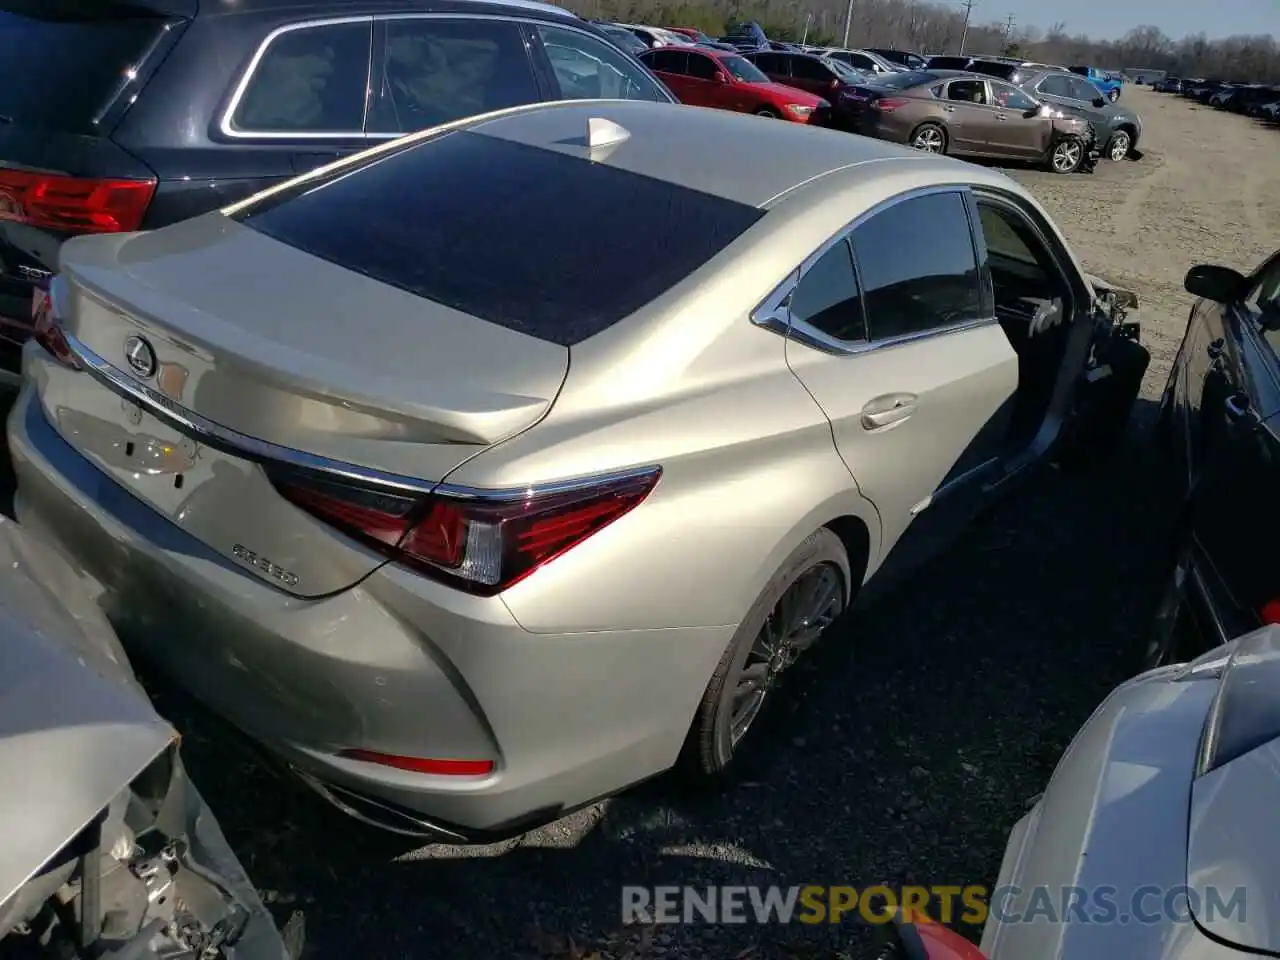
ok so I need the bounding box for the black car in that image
[1017,68,1142,162]
[0,0,671,381]
[743,51,863,125]
[864,47,927,70]
[1149,250,1280,666]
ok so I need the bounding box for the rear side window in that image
[231,131,765,346]
[751,52,783,73]
[367,18,538,134]
[645,49,687,73]
[791,56,832,81]
[232,21,372,134]
[790,239,866,342]
[0,5,169,133]
[536,24,669,101]
[851,192,982,341]
[845,53,875,70]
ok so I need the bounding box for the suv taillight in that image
[269,466,661,595]
[0,167,156,233]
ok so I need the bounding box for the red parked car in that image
[639,47,830,123]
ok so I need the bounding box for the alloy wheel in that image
[728,563,843,745]
[1109,132,1130,161]
[1052,140,1082,172]
[912,127,944,152]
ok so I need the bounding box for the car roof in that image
[196,0,577,17]
[422,100,996,209]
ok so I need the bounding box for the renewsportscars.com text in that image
[621,884,1247,926]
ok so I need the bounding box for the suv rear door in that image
[0,0,189,368]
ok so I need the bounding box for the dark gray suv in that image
[1017,68,1143,162]
[0,0,671,381]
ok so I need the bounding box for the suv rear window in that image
[231,131,764,346]
[0,4,171,133]
[969,60,1016,80]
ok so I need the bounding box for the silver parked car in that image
[10,99,1147,840]
[0,515,292,958]
[982,624,1280,959]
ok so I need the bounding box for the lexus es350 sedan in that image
[10,100,1147,840]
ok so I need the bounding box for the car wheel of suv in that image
[688,529,850,775]
[1108,88,1120,102]
[910,122,947,153]
[1108,129,1131,161]
[1049,136,1085,174]
[755,107,781,118]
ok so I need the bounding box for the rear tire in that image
[686,529,850,776]
[909,122,947,154]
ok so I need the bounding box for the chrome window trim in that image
[60,332,658,502]
[219,10,612,140]
[219,16,375,140]
[751,184,996,357]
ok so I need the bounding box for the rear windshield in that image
[231,131,765,346]
[969,61,1016,80]
[0,4,170,133]
[871,70,936,89]
[926,57,970,69]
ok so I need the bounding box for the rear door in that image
[782,187,1018,578]
[787,56,837,97]
[748,52,790,87]
[0,1,187,356]
[640,49,694,101]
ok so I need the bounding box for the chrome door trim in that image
[750,183,998,357]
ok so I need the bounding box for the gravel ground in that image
[32,89,1280,960]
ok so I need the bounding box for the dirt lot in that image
[122,89,1280,959]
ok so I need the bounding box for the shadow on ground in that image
[133,398,1181,960]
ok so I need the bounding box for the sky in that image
[992,0,1279,41]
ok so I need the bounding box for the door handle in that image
[1224,393,1256,425]
[942,105,955,112]
[1206,338,1224,360]
[861,393,918,430]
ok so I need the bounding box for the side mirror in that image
[830,78,841,90]
[1092,96,1106,107]
[1024,103,1041,118]
[1185,264,1247,303]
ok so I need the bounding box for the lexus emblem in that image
[123,335,156,379]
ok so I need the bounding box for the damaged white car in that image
[0,517,298,959]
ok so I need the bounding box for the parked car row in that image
[1160,77,1280,119]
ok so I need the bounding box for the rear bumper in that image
[9,383,735,836]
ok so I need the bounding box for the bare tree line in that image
[566,0,1280,82]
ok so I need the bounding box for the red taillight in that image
[1260,599,1280,624]
[270,467,661,595]
[31,284,81,370]
[0,167,156,233]
[874,97,910,112]
[339,749,494,776]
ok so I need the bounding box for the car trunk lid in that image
[37,213,569,597]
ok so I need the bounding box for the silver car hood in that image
[1187,624,1280,953]
[0,515,174,911]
